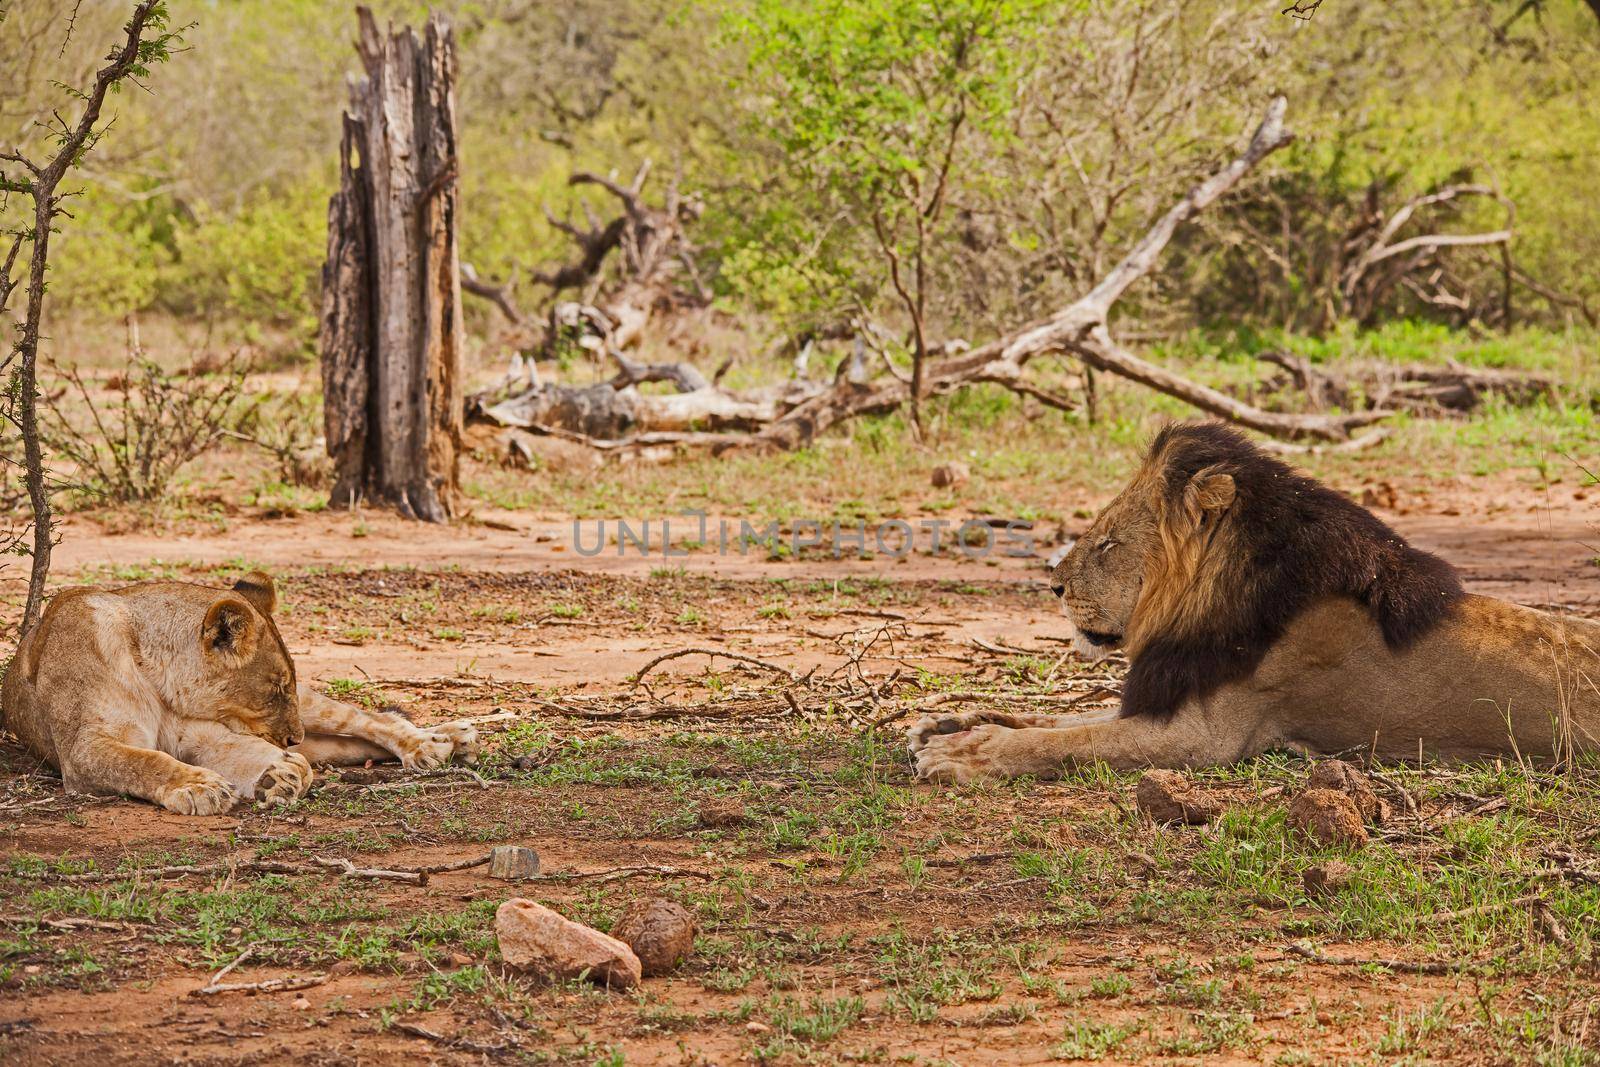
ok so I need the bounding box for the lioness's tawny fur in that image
[2,573,478,814]
[910,422,1599,781]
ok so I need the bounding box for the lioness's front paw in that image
[255,751,313,807]
[398,721,479,769]
[912,724,1012,785]
[162,769,240,815]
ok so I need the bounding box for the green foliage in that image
[166,178,328,326]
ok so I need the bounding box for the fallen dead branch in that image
[1284,941,1476,975]
[631,647,798,685]
[0,914,143,932]
[474,98,1406,453]
[189,941,332,998]
[11,851,483,887]
[542,864,715,883]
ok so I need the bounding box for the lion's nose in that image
[1050,584,1065,598]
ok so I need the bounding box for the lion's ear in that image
[1186,469,1236,516]
[232,571,277,617]
[203,596,259,662]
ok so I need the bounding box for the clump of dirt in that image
[1135,769,1223,825]
[611,897,697,977]
[931,461,970,488]
[1307,760,1390,825]
[1303,860,1354,897]
[1288,789,1368,847]
[697,798,750,828]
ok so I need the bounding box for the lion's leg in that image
[169,721,312,807]
[907,708,1109,753]
[290,683,479,769]
[912,705,1268,783]
[62,731,240,815]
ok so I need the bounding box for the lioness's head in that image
[1048,429,1235,661]
[200,572,302,747]
[1048,421,1462,719]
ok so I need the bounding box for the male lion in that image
[910,422,1599,782]
[2,572,478,814]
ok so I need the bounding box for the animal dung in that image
[495,899,641,990]
[487,845,542,881]
[1288,789,1369,847]
[1135,769,1223,825]
[1306,760,1390,825]
[696,799,750,829]
[610,897,697,977]
[930,461,970,488]
[1302,860,1353,897]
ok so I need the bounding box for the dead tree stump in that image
[319,7,463,522]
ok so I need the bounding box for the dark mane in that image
[1120,421,1465,719]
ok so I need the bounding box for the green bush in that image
[165,176,330,325]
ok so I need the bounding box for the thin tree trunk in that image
[320,7,462,522]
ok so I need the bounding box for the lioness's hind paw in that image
[399,721,479,769]
[163,769,240,816]
[255,752,313,807]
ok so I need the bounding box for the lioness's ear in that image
[232,571,277,617]
[203,596,259,662]
[1185,468,1236,517]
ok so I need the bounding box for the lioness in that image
[2,573,478,814]
[910,422,1599,781]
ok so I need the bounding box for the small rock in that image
[1123,851,1159,878]
[496,899,641,990]
[1306,760,1390,825]
[1288,789,1368,848]
[930,461,970,489]
[611,897,697,977]
[1303,860,1353,897]
[328,959,360,977]
[1135,769,1223,825]
[746,1021,771,1035]
[448,951,474,968]
[291,997,312,1011]
[697,799,749,829]
[487,845,542,881]
[1360,481,1399,510]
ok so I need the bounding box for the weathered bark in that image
[320,7,463,522]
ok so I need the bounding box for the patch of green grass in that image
[1056,1018,1141,1060]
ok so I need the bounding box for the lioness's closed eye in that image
[1,571,479,815]
[911,421,1600,783]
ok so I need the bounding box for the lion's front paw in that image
[912,724,1013,785]
[162,769,240,815]
[907,711,1012,754]
[398,721,480,770]
[255,751,313,807]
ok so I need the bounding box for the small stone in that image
[1303,860,1353,897]
[448,951,473,968]
[1360,481,1399,510]
[1135,769,1223,825]
[328,959,360,977]
[930,461,970,489]
[1288,789,1368,848]
[496,899,641,990]
[1123,851,1158,878]
[697,799,749,829]
[487,845,542,881]
[611,897,697,978]
[291,997,311,1011]
[746,1021,771,1034]
[1306,760,1390,825]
